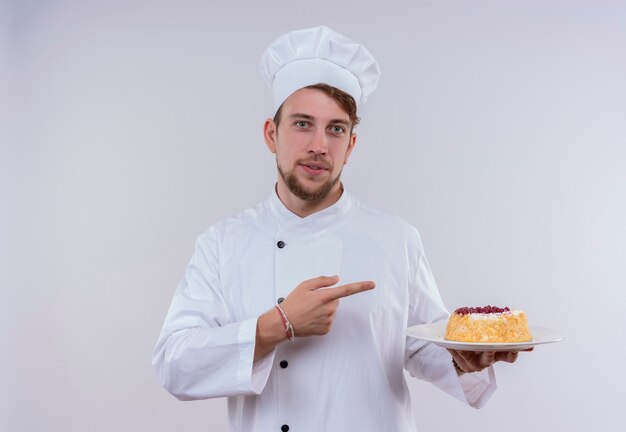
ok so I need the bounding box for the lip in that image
[298,162,329,176]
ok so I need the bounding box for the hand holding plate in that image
[447,348,533,374]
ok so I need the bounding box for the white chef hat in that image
[260,25,381,113]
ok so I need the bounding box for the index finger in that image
[320,281,375,301]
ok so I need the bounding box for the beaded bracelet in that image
[275,305,295,342]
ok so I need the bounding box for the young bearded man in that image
[153,26,525,432]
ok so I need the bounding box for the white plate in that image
[406,322,565,352]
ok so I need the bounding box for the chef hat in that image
[260,25,381,113]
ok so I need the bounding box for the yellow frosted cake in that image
[445,306,532,343]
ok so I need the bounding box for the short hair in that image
[273,83,361,132]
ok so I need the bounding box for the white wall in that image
[3,0,625,431]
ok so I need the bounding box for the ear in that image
[264,118,277,154]
[343,133,357,165]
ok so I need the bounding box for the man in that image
[152,26,523,432]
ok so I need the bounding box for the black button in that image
[280,360,288,368]
[277,297,284,304]
[277,240,286,248]
[281,425,289,432]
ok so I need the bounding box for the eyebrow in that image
[289,113,350,126]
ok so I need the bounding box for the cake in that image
[445,306,532,343]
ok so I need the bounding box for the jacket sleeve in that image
[151,229,275,400]
[403,232,497,409]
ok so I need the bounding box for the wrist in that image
[258,308,287,345]
[254,308,287,363]
[452,358,465,376]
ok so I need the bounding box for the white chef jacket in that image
[152,189,496,432]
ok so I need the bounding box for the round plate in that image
[406,322,566,352]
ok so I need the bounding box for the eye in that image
[294,120,309,129]
[329,125,346,134]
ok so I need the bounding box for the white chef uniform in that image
[152,189,497,432]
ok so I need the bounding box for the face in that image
[264,88,357,203]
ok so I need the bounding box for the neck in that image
[275,180,344,218]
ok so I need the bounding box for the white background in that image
[2,0,626,431]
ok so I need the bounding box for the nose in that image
[306,128,328,155]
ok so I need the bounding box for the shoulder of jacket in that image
[197,199,270,244]
[349,194,422,241]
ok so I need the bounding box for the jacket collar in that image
[268,184,352,229]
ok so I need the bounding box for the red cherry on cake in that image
[454,306,511,316]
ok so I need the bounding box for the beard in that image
[277,158,342,202]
